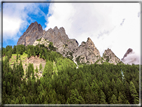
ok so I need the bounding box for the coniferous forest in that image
[2,44,141,104]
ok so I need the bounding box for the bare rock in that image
[103,48,121,65]
[73,37,101,64]
[33,37,49,47]
[121,48,133,60]
[17,22,79,58]
[17,21,43,46]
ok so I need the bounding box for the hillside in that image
[2,43,140,104]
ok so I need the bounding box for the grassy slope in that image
[3,52,77,80]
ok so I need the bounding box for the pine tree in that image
[118,92,126,104]
[43,61,53,78]
[118,96,122,104]
[39,63,42,71]
[110,94,117,104]
[16,53,18,62]
[35,66,38,73]
[113,88,118,98]
[19,60,24,78]
[130,81,139,104]
[67,89,85,104]
[99,90,107,104]
[27,49,31,59]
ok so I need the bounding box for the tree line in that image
[2,44,140,104]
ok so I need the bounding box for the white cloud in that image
[3,3,48,42]
[122,52,140,65]
[45,3,140,59]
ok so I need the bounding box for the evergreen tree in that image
[19,60,24,78]
[16,53,18,62]
[35,66,38,73]
[118,96,122,104]
[110,94,117,104]
[39,63,42,71]
[67,89,85,104]
[99,90,107,104]
[130,81,139,104]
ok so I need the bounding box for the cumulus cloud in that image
[3,3,48,42]
[45,3,140,60]
[122,51,140,65]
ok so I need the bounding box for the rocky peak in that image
[17,22,123,65]
[87,37,93,44]
[103,48,121,65]
[26,21,43,33]
[73,38,101,64]
[122,48,133,60]
[53,26,58,31]
[17,21,43,46]
[59,27,66,35]
[80,41,86,46]
[104,48,112,55]
[86,37,100,56]
[121,48,139,65]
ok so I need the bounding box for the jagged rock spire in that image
[121,48,133,60]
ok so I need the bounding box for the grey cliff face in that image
[103,48,121,65]
[17,21,43,46]
[17,22,121,65]
[73,37,101,64]
[17,22,78,58]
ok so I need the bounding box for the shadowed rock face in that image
[121,48,133,60]
[17,21,43,46]
[103,48,121,65]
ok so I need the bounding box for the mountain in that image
[17,21,43,46]
[17,22,78,58]
[73,37,101,64]
[102,48,121,65]
[121,48,140,65]
[17,21,121,65]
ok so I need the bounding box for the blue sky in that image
[1,2,141,60]
[2,3,50,48]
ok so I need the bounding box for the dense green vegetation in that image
[2,44,140,104]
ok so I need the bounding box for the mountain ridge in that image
[17,21,122,65]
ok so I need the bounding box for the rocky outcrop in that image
[121,48,133,60]
[102,48,121,65]
[17,22,79,58]
[121,48,139,65]
[42,26,78,57]
[17,21,43,46]
[73,37,101,64]
[33,37,50,47]
[17,21,122,65]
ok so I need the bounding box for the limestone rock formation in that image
[73,37,101,64]
[42,26,79,57]
[121,48,133,60]
[102,48,121,65]
[17,21,43,46]
[33,37,50,47]
[17,22,78,58]
[17,21,122,65]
